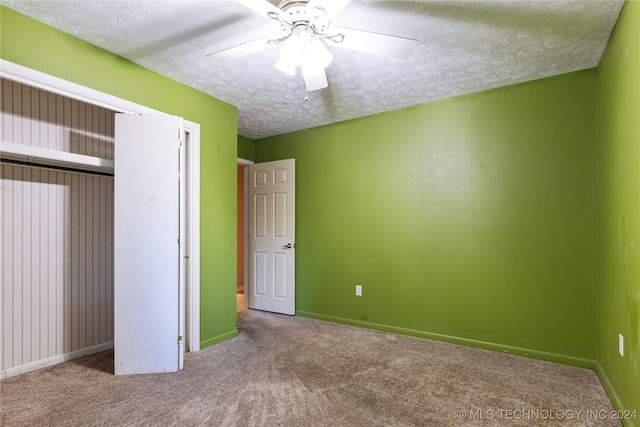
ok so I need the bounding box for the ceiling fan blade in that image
[303,70,329,92]
[307,0,351,21]
[235,0,284,21]
[330,27,418,60]
[206,36,274,61]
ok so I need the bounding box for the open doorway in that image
[237,159,253,313]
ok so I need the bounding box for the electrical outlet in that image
[355,285,362,297]
[619,334,624,357]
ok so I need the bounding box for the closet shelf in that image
[1,141,114,173]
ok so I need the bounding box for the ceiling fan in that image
[207,0,418,93]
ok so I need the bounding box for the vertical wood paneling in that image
[63,172,72,354]
[30,168,40,361]
[2,167,15,368]
[2,79,14,143]
[55,91,64,152]
[1,79,115,372]
[78,174,87,350]
[14,167,25,365]
[63,97,72,153]
[71,172,79,351]
[105,109,114,160]
[20,84,28,147]
[90,179,98,345]
[0,79,114,160]
[54,172,65,356]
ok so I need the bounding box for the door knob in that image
[282,243,294,249]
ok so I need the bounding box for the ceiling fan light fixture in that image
[275,35,333,83]
[274,60,297,76]
[300,41,332,91]
[274,32,306,75]
[302,72,328,91]
[274,54,299,76]
[301,39,333,73]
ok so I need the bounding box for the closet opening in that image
[1,61,201,378]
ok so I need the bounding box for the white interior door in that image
[248,159,296,315]
[114,114,183,375]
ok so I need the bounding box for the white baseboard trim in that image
[0,341,114,380]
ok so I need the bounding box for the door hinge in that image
[178,335,183,342]
[177,138,183,148]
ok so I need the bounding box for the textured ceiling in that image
[2,0,623,139]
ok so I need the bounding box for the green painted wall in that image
[0,6,239,347]
[256,70,598,364]
[596,1,640,424]
[238,135,256,161]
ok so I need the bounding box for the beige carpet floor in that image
[1,310,620,426]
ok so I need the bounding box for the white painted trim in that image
[1,60,202,363]
[1,141,114,173]
[1,60,160,115]
[178,117,186,370]
[237,158,254,166]
[0,342,114,380]
[185,125,201,352]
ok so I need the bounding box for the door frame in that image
[238,158,253,309]
[1,59,201,353]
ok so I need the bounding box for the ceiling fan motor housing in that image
[278,0,310,11]
[275,0,330,35]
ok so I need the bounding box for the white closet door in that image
[114,114,181,375]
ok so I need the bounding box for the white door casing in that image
[114,114,183,375]
[178,118,186,370]
[248,159,296,315]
